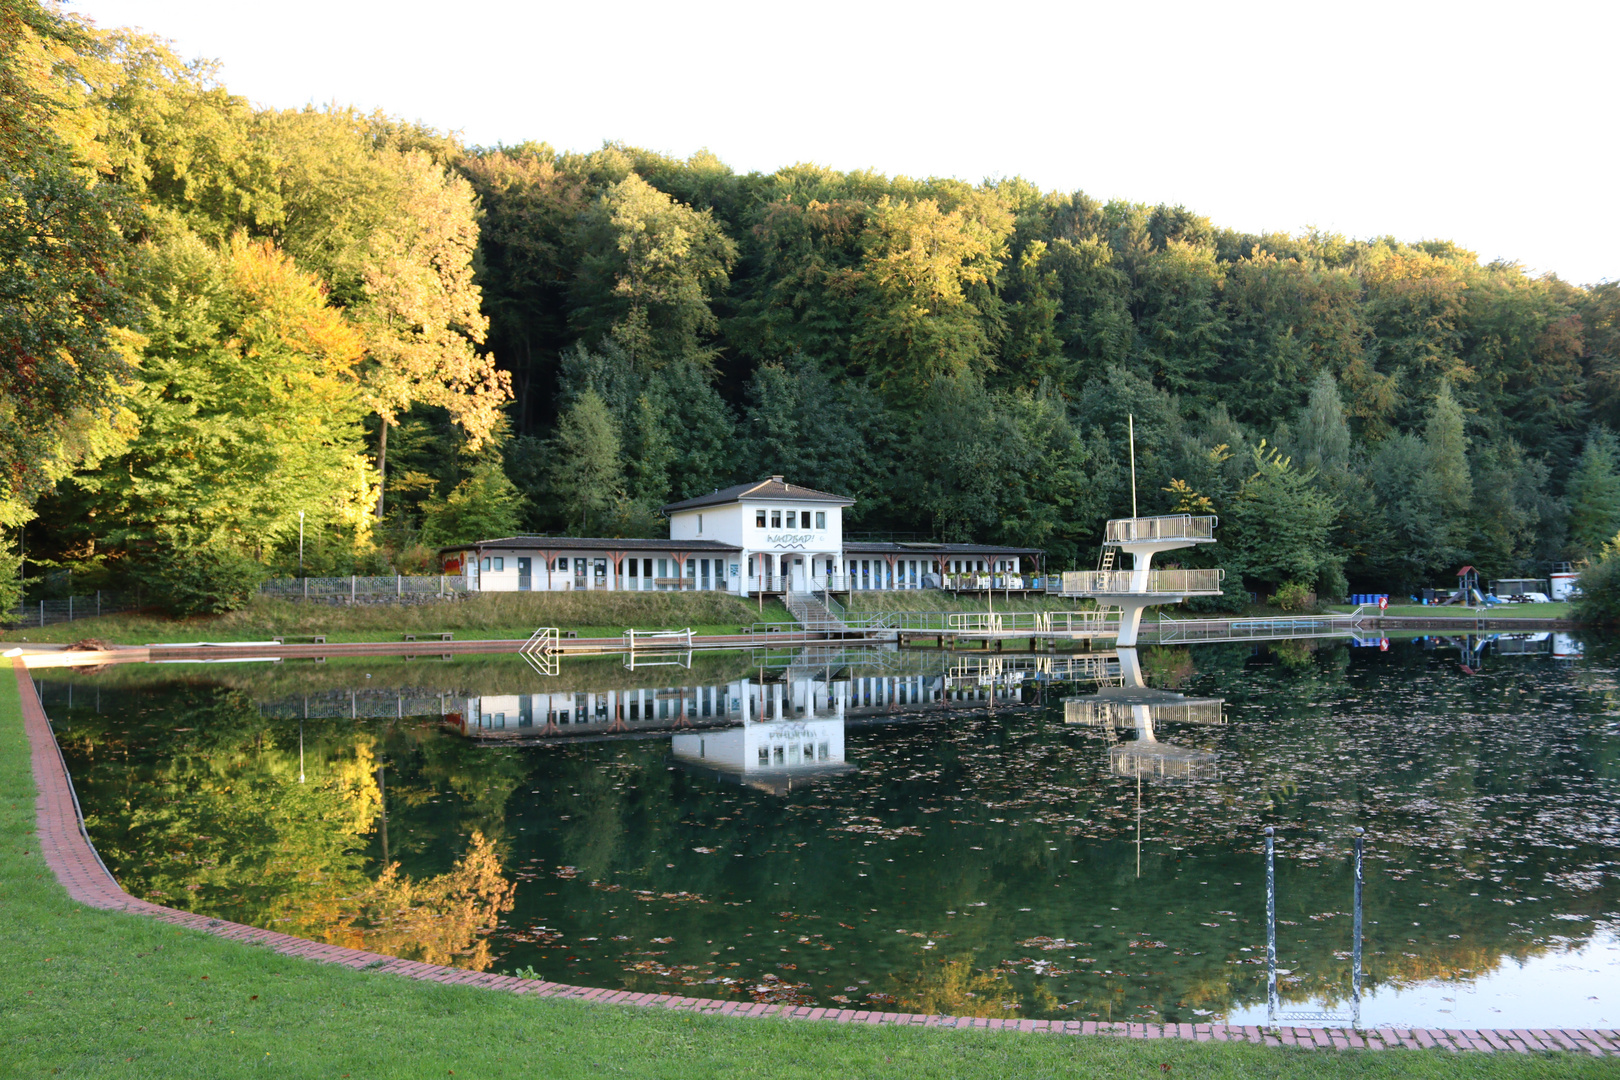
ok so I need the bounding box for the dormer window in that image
[771,511,781,529]
[756,509,766,527]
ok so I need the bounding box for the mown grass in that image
[3,668,1608,1078]
[1,592,797,647]
[6,670,1613,1075]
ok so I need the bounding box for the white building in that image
[439,476,1044,596]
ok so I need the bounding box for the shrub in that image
[131,543,271,616]
[1571,546,1620,625]
[1270,580,1313,611]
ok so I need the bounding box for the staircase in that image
[786,591,852,634]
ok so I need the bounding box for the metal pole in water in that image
[1352,827,1364,1027]
[1265,826,1277,1027]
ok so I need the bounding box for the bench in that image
[564,630,578,639]
[403,632,454,642]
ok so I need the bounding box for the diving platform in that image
[1044,514,1224,646]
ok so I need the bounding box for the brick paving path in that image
[15,660,1616,1055]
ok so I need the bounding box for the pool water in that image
[39,635,1620,1026]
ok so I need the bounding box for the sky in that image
[68,0,1617,285]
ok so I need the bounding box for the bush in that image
[1270,580,1313,611]
[1571,552,1620,625]
[131,543,271,616]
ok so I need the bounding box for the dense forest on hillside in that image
[7,0,1620,614]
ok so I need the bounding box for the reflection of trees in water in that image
[321,832,516,970]
[890,955,1023,1018]
[45,638,1620,1018]
[55,690,516,971]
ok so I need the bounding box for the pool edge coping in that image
[14,659,1616,1056]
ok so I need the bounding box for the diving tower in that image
[1047,514,1223,645]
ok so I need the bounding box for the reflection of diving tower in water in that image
[1064,648,1222,782]
[1051,515,1224,646]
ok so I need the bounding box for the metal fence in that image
[259,575,469,602]
[5,593,139,627]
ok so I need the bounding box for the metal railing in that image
[945,610,1120,636]
[1064,699,1226,727]
[1104,515,1218,543]
[260,575,468,601]
[941,574,1039,591]
[1050,568,1225,596]
[5,593,139,627]
[1151,610,1363,644]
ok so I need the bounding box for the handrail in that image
[1104,515,1218,544]
[1054,568,1225,596]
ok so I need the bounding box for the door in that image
[517,557,531,591]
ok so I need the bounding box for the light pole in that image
[298,510,304,576]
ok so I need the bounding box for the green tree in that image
[0,0,135,528]
[1566,429,1620,559]
[547,390,624,535]
[1224,441,1341,592]
[420,457,527,547]
[570,173,736,371]
[62,231,373,560]
[851,195,1011,404]
[1422,380,1475,563]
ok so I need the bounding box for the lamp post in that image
[298,510,305,576]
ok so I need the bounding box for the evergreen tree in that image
[546,390,624,535]
[1566,429,1620,559]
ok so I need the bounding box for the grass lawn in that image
[1326,602,1573,620]
[2,670,1606,1077]
[0,592,797,647]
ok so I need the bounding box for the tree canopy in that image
[7,0,1620,605]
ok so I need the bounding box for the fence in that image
[5,593,140,628]
[259,575,469,603]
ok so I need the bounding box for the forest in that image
[7,0,1620,614]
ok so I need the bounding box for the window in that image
[686,558,696,580]
[555,557,567,571]
[815,511,826,529]
[493,557,504,572]
[697,513,703,534]
[628,559,638,578]
[758,746,769,765]
[771,510,781,529]
[481,557,490,572]
[756,509,766,528]
[785,511,796,529]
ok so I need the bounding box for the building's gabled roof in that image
[438,536,742,556]
[661,476,854,514]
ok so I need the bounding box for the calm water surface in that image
[41,635,1620,1026]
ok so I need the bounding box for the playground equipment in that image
[1438,565,1489,606]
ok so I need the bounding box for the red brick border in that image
[14,661,1613,1054]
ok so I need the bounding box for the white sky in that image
[69,0,1617,285]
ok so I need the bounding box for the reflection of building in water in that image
[1063,648,1221,783]
[672,717,853,795]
